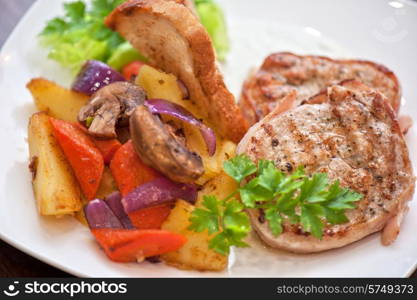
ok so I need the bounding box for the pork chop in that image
[240,52,401,125]
[237,80,414,253]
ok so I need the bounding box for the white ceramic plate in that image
[0,0,416,277]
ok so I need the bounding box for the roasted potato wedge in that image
[161,199,228,271]
[27,78,89,123]
[161,172,237,271]
[28,112,82,216]
[136,65,184,105]
[95,166,118,200]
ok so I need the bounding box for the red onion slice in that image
[72,60,125,95]
[122,177,198,213]
[84,199,123,229]
[145,99,217,156]
[105,192,134,229]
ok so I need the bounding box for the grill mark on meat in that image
[289,117,316,171]
[331,117,372,225]
[333,89,399,221]
[367,94,399,212]
[260,123,274,138]
[271,138,279,147]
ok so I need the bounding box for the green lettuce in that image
[39,0,231,74]
[194,0,230,61]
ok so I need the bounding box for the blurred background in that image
[0,0,34,46]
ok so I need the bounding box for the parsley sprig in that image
[189,195,250,255]
[189,155,363,255]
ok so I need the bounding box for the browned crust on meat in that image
[106,0,248,143]
[238,80,414,253]
[240,52,401,125]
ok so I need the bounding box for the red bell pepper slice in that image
[110,140,171,229]
[91,228,186,262]
[50,118,104,200]
[122,61,145,81]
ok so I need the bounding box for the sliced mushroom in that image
[78,82,147,139]
[130,105,204,183]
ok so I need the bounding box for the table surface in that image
[0,0,416,278]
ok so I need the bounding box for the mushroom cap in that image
[130,105,204,183]
[78,82,147,139]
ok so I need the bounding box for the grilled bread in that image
[106,0,248,143]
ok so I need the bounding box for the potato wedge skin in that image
[28,112,82,216]
[27,78,89,123]
[95,167,118,200]
[161,199,227,271]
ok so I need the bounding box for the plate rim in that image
[0,0,89,278]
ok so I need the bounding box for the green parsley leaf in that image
[208,232,230,255]
[64,1,86,23]
[326,186,363,210]
[257,160,275,175]
[264,207,283,236]
[224,230,249,248]
[90,0,125,18]
[278,166,306,193]
[41,18,68,35]
[298,173,329,204]
[239,178,273,208]
[223,199,250,234]
[300,204,325,239]
[257,160,283,192]
[188,154,363,255]
[223,154,256,184]
[324,208,348,224]
[188,195,220,234]
[209,230,249,256]
[276,189,298,212]
[188,195,250,255]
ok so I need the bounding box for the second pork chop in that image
[240,52,401,125]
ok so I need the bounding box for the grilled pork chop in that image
[237,80,415,253]
[240,52,401,126]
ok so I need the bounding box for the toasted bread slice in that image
[180,0,198,16]
[106,0,248,143]
[240,52,401,125]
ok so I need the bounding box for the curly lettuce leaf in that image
[40,0,231,75]
[39,0,139,74]
[195,0,230,61]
